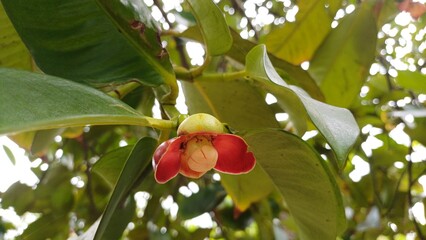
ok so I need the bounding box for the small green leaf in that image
[186,0,232,56]
[94,137,157,240]
[309,3,377,107]
[220,166,275,211]
[0,2,32,70]
[31,129,64,155]
[1,0,164,86]
[0,68,174,135]
[244,129,346,240]
[2,145,16,165]
[1,182,34,215]
[395,70,426,94]
[264,0,341,65]
[178,183,226,220]
[19,213,68,240]
[246,45,359,168]
[92,146,134,187]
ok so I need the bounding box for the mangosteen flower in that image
[152,113,256,184]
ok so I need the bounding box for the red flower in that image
[152,114,256,184]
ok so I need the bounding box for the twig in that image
[230,0,259,40]
[81,134,98,217]
[153,0,189,68]
[378,56,397,91]
[407,146,425,240]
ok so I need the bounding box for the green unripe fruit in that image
[177,113,225,135]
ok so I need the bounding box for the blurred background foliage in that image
[0,0,426,239]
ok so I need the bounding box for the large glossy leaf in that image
[182,81,279,130]
[0,2,32,70]
[308,3,377,107]
[182,80,277,210]
[95,0,178,103]
[244,129,346,240]
[264,0,341,65]
[186,0,232,55]
[1,0,165,86]
[94,137,157,239]
[0,68,173,135]
[246,45,359,168]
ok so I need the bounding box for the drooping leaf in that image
[0,2,32,70]
[95,0,178,103]
[94,137,157,240]
[309,3,377,107]
[264,0,341,65]
[92,145,134,187]
[244,129,346,240]
[246,44,359,168]
[0,68,173,135]
[182,80,277,210]
[1,0,165,86]
[186,0,232,55]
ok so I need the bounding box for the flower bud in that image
[177,113,224,135]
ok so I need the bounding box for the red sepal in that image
[153,138,183,184]
[212,134,256,174]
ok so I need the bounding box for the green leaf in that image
[18,213,68,240]
[246,44,359,168]
[186,0,232,56]
[182,80,277,210]
[92,145,134,187]
[180,27,324,101]
[1,0,164,86]
[0,2,32,70]
[31,129,64,155]
[308,3,377,107]
[1,182,34,215]
[178,183,226,220]
[404,117,426,146]
[0,68,173,135]
[2,145,15,165]
[220,166,275,211]
[94,137,157,240]
[95,0,178,103]
[264,0,341,65]
[244,129,346,240]
[395,70,426,94]
[182,81,280,130]
[102,196,137,240]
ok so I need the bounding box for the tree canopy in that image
[0,0,425,239]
